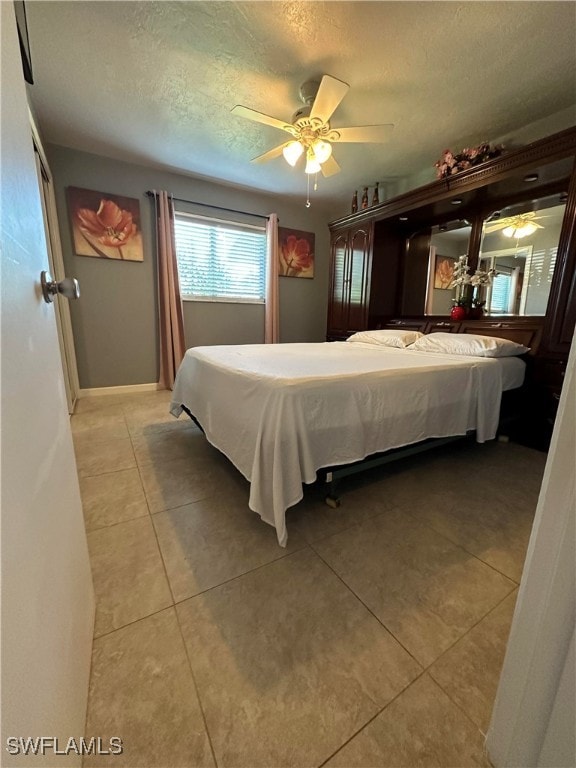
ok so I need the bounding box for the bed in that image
[169,331,528,546]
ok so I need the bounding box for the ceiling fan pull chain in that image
[314,173,318,192]
[306,174,311,208]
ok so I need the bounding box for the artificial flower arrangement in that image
[449,254,495,311]
[435,142,503,179]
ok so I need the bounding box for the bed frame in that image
[319,434,472,507]
[318,320,542,508]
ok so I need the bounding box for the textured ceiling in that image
[26,1,576,210]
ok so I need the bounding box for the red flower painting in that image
[279,227,315,278]
[67,187,143,261]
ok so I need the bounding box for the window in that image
[174,212,266,303]
[490,272,512,313]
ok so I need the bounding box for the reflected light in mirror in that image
[501,214,541,238]
[503,222,538,238]
[479,197,566,316]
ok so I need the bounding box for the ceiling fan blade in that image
[310,75,349,123]
[320,155,341,177]
[330,125,394,143]
[251,142,291,164]
[484,222,507,233]
[231,105,295,134]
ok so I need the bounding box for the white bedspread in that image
[170,342,515,546]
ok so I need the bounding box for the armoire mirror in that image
[425,219,471,315]
[478,192,566,316]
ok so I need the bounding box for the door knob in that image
[41,271,80,303]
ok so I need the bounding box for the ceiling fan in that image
[484,212,545,238]
[231,75,394,177]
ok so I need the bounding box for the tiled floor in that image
[73,390,546,768]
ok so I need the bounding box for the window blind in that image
[491,272,512,313]
[528,247,557,287]
[174,212,266,302]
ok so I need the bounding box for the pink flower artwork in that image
[67,187,143,261]
[279,227,315,278]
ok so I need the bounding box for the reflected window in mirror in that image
[478,193,566,316]
[425,220,471,315]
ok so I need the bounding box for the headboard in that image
[458,321,543,355]
[375,317,544,355]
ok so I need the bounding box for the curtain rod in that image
[145,190,271,221]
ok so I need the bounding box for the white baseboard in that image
[78,383,163,398]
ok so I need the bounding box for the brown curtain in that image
[265,213,279,343]
[154,190,186,389]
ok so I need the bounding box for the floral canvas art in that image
[67,187,143,261]
[433,255,455,289]
[278,227,314,278]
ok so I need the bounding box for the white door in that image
[0,4,94,766]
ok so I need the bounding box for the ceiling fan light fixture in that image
[503,222,538,238]
[305,150,322,175]
[282,141,304,167]
[312,140,332,164]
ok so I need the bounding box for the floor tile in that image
[120,390,172,412]
[71,409,129,447]
[429,590,518,731]
[314,508,516,666]
[139,452,244,514]
[325,673,491,767]
[74,395,130,414]
[124,401,190,436]
[75,437,136,478]
[353,440,545,520]
[72,403,126,421]
[153,494,306,600]
[87,517,173,637]
[288,477,396,544]
[177,548,421,768]
[73,394,540,768]
[84,608,214,768]
[407,488,536,582]
[397,442,545,582]
[132,425,209,467]
[79,468,149,531]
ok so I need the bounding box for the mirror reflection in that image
[425,220,471,315]
[478,194,566,316]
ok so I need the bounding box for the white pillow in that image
[347,329,424,348]
[409,332,530,357]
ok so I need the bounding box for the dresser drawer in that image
[376,319,428,332]
[424,320,460,334]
